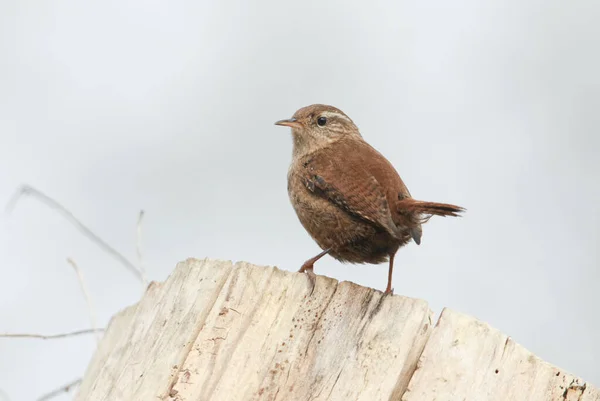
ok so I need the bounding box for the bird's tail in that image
[396,198,464,246]
[397,198,465,221]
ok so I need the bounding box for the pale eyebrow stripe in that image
[319,111,352,122]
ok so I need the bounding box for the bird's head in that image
[275,104,362,158]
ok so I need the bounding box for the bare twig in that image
[0,388,11,401]
[67,258,100,344]
[136,209,148,286]
[36,378,81,401]
[5,184,143,282]
[0,328,104,340]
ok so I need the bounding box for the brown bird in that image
[275,104,465,294]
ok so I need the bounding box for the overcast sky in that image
[1,0,599,399]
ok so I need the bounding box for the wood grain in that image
[402,308,600,401]
[75,259,597,401]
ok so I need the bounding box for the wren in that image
[275,104,464,294]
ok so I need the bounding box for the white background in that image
[1,0,599,399]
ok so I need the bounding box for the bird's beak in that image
[274,118,302,129]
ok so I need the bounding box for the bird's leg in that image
[299,248,331,273]
[384,252,396,295]
[299,248,331,291]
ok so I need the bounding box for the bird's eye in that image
[317,116,327,126]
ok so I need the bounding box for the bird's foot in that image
[383,286,394,296]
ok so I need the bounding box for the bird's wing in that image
[297,143,402,238]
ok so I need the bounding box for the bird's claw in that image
[299,264,317,295]
[305,269,316,294]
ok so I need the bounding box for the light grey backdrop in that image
[1,0,599,399]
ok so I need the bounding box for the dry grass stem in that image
[136,209,148,287]
[0,328,104,340]
[0,389,10,401]
[67,258,100,344]
[36,378,82,401]
[5,184,144,282]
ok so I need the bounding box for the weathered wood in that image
[76,259,234,401]
[402,308,600,401]
[76,258,598,401]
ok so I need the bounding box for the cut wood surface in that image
[76,258,598,401]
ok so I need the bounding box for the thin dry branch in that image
[36,378,81,401]
[4,184,148,400]
[67,258,100,344]
[136,209,148,286]
[0,388,10,401]
[5,184,143,283]
[0,328,104,340]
